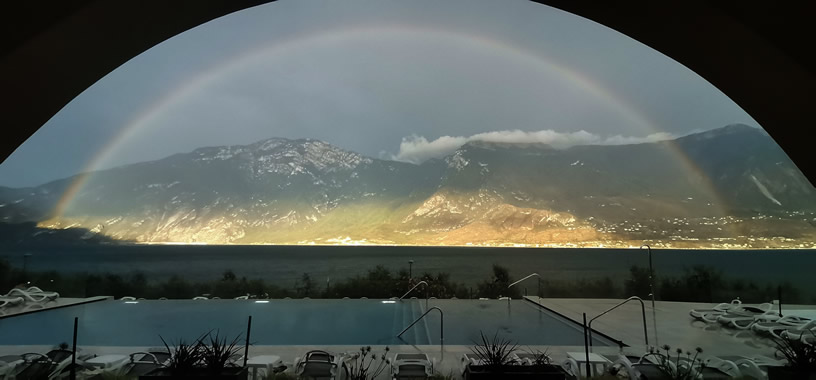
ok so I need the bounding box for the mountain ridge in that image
[1,125,814,248]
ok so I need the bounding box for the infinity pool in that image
[0,299,614,346]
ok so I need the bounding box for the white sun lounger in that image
[0,296,24,308]
[701,303,775,326]
[294,350,345,379]
[611,354,669,380]
[778,320,816,341]
[460,353,486,376]
[391,353,433,379]
[715,355,784,380]
[3,288,59,303]
[751,315,813,336]
[689,299,742,320]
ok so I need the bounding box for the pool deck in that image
[525,296,815,357]
[1,297,812,379]
[0,296,110,319]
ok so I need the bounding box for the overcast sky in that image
[0,0,760,187]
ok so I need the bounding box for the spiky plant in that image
[646,345,704,380]
[199,330,243,372]
[525,347,552,365]
[470,331,518,370]
[772,332,816,375]
[345,346,390,380]
[160,334,205,373]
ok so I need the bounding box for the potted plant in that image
[463,331,570,380]
[768,332,816,380]
[140,331,247,379]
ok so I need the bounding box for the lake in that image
[1,245,813,298]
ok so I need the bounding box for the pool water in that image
[0,299,614,347]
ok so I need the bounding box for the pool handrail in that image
[587,296,649,350]
[506,273,540,305]
[397,306,443,350]
[399,280,429,308]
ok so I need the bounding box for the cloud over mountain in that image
[392,129,676,163]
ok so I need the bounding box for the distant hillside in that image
[1,124,814,248]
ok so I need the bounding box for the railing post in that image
[641,244,658,347]
[583,313,591,377]
[71,317,78,380]
[243,316,252,367]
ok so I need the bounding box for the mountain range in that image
[1,124,815,248]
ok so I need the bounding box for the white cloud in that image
[392,129,675,163]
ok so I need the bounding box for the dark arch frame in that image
[1,1,814,184]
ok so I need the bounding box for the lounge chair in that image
[460,353,486,376]
[693,356,742,378]
[0,296,24,308]
[4,287,59,303]
[715,355,783,380]
[611,353,673,380]
[391,353,433,380]
[689,299,742,320]
[0,355,22,378]
[751,315,813,336]
[294,350,345,380]
[9,348,88,379]
[699,303,772,323]
[514,352,552,366]
[702,303,776,327]
[780,323,816,343]
[83,349,170,379]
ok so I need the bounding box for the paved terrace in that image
[526,297,816,357]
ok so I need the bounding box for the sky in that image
[0,0,760,187]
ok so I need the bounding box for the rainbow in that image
[49,24,730,223]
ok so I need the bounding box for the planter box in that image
[767,366,816,380]
[139,367,248,380]
[464,364,572,380]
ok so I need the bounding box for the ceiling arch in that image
[1,1,814,184]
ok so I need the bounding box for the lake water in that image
[1,245,813,297]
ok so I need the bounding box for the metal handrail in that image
[506,273,540,305]
[641,244,659,346]
[397,306,443,349]
[588,296,649,350]
[400,280,429,307]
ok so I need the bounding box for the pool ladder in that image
[399,280,429,308]
[397,306,443,349]
[587,296,649,350]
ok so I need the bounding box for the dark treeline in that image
[0,259,808,303]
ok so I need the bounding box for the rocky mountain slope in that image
[1,124,814,247]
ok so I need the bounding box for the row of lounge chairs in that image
[0,286,59,309]
[608,351,781,380]
[294,350,434,379]
[0,347,434,380]
[689,299,816,344]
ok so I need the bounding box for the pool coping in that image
[0,296,111,320]
[522,296,625,347]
